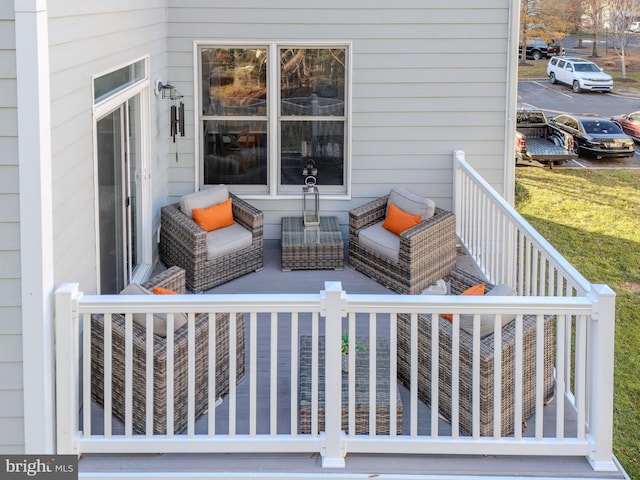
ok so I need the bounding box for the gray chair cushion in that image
[358,221,400,262]
[180,185,229,219]
[205,222,253,260]
[387,187,435,220]
[119,283,187,337]
[459,283,517,337]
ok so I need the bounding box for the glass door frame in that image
[93,59,151,293]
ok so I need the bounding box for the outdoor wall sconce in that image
[154,80,185,143]
[302,175,320,227]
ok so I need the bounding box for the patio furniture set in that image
[91,184,554,438]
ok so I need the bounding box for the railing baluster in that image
[145,313,154,437]
[208,311,218,437]
[311,312,319,436]
[430,311,439,438]
[124,313,133,437]
[471,314,481,439]
[249,311,257,437]
[451,313,460,439]
[389,312,398,438]
[493,314,502,439]
[555,314,566,440]
[514,314,523,440]
[348,312,356,436]
[368,313,376,437]
[575,314,587,440]
[535,314,545,440]
[290,312,298,436]
[83,314,91,438]
[166,314,174,437]
[410,313,418,438]
[187,312,196,437]
[104,313,112,438]
[228,311,237,437]
[270,312,278,436]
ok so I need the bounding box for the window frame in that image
[195,41,351,197]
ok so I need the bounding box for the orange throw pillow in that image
[191,197,235,232]
[441,283,485,321]
[152,286,177,295]
[383,202,422,235]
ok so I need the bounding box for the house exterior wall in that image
[1,0,174,455]
[166,0,518,239]
[1,0,518,455]
[0,3,23,454]
[47,1,170,293]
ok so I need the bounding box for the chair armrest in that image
[449,269,493,294]
[397,207,456,268]
[230,193,263,235]
[142,266,186,294]
[161,203,208,255]
[349,195,389,231]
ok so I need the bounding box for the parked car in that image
[629,21,640,32]
[547,57,613,93]
[519,38,564,60]
[548,113,635,159]
[611,112,640,141]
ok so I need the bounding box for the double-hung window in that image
[198,43,348,195]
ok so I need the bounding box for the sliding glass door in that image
[97,97,142,293]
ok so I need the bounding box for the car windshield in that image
[581,120,622,134]
[574,63,601,72]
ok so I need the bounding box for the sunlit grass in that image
[515,168,640,478]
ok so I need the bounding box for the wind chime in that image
[156,81,185,160]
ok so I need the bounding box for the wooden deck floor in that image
[81,240,628,479]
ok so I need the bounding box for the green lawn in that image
[515,168,640,479]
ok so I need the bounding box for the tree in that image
[583,0,608,57]
[519,0,577,59]
[608,0,640,78]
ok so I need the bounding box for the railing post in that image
[452,149,465,236]
[54,283,81,455]
[320,281,346,468]
[586,284,618,472]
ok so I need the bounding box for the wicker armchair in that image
[160,192,263,292]
[348,193,457,294]
[91,266,245,434]
[397,269,555,437]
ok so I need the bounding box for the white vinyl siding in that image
[0,3,23,454]
[47,2,169,292]
[167,0,512,239]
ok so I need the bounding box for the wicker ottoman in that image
[91,267,245,434]
[299,336,403,435]
[281,216,344,271]
[396,269,555,437]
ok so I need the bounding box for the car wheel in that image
[532,50,542,60]
[549,72,557,84]
[572,80,581,93]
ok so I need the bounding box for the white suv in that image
[547,57,613,93]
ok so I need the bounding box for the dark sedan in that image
[548,113,635,159]
[611,112,640,141]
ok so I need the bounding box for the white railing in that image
[55,288,616,471]
[53,152,616,472]
[453,149,591,297]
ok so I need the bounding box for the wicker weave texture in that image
[299,336,403,435]
[348,195,457,294]
[160,193,264,293]
[281,216,344,271]
[396,269,555,437]
[90,267,246,434]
